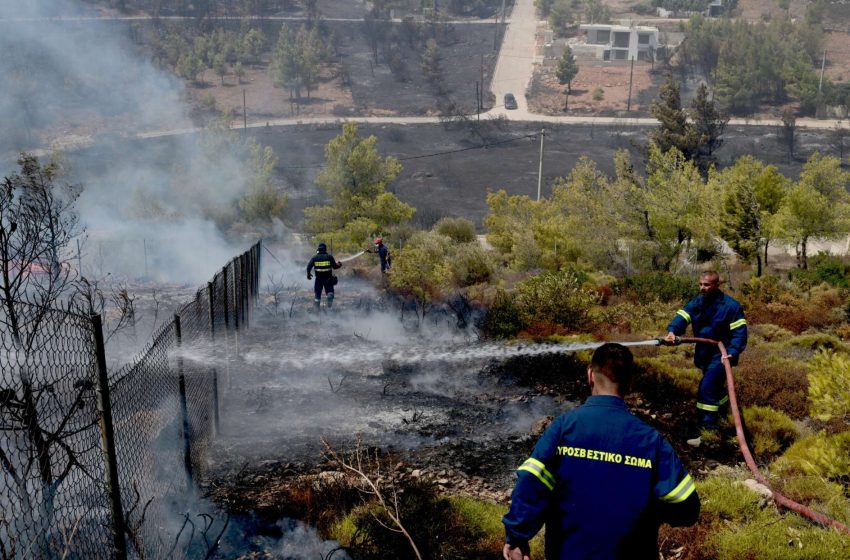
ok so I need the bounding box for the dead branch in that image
[328,373,351,394]
[321,436,423,560]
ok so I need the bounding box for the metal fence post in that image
[174,314,193,487]
[207,282,220,435]
[91,314,128,560]
[222,266,229,330]
[233,259,240,331]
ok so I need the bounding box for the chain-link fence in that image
[0,240,262,559]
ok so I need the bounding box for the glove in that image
[307,273,312,280]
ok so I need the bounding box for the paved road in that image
[489,0,537,117]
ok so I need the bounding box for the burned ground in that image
[200,285,742,554]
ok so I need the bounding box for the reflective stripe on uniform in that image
[314,259,332,271]
[729,319,747,330]
[517,458,556,491]
[697,394,729,412]
[676,309,691,323]
[660,474,696,503]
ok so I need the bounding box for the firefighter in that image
[368,236,391,273]
[306,243,341,309]
[664,270,747,447]
[502,343,699,560]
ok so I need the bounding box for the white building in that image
[579,24,659,62]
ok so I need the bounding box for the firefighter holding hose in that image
[664,270,748,447]
[502,343,700,560]
[307,243,342,310]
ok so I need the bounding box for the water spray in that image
[338,250,367,263]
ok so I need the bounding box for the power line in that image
[276,132,538,169]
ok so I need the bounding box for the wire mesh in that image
[0,300,113,559]
[0,241,262,559]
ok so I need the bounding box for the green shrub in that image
[479,289,525,338]
[592,86,604,101]
[635,356,701,396]
[515,270,597,332]
[749,323,793,343]
[808,350,850,422]
[741,274,784,304]
[698,468,761,521]
[611,273,696,303]
[451,243,493,287]
[789,333,847,352]
[778,476,850,526]
[448,496,546,560]
[741,405,799,460]
[434,216,477,243]
[710,507,850,559]
[698,467,850,559]
[788,253,850,289]
[772,431,850,480]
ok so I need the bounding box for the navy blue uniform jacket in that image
[667,291,747,367]
[503,396,699,559]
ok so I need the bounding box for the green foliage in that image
[448,496,546,559]
[434,217,476,243]
[389,231,453,318]
[238,143,288,223]
[772,431,850,480]
[555,47,578,92]
[269,25,322,98]
[450,243,494,287]
[807,350,850,423]
[611,272,695,303]
[548,0,573,34]
[583,0,611,23]
[591,86,604,101]
[514,270,597,333]
[650,75,700,160]
[777,154,850,269]
[742,405,799,459]
[698,468,762,521]
[697,467,850,559]
[778,476,850,526]
[479,289,525,338]
[680,16,823,115]
[635,356,701,395]
[305,123,413,249]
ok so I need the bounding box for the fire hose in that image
[666,336,850,535]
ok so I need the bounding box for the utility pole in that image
[476,82,480,121]
[480,53,485,111]
[627,57,635,112]
[818,49,827,95]
[501,0,506,24]
[536,129,546,201]
[243,89,247,130]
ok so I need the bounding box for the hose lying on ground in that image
[675,336,850,536]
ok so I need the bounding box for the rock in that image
[530,415,555,437]
[738,479,774,502]
[437,478,449,485]
[411,469,423,478]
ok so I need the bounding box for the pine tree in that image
[650,74,700,160]
[690,83,728,158]
[555,46,578,111]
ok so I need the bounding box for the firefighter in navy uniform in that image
[306,243,341,310]
[664,270,747,447]
[502,343,700,560]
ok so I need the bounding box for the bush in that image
[772,431,850,480]
[451,243,493,287]
[734,347,809,419]
[592,86,604,101]
[478,289,524,338]
[515,270,597,333]
[788,253,850,289]
[329,481,525,560]
[611,273,696,303]
[741,405,799,460]
[434,217,477,243]
[807,350,850,423]
[741,274,784,305]
[777,476,850,526]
